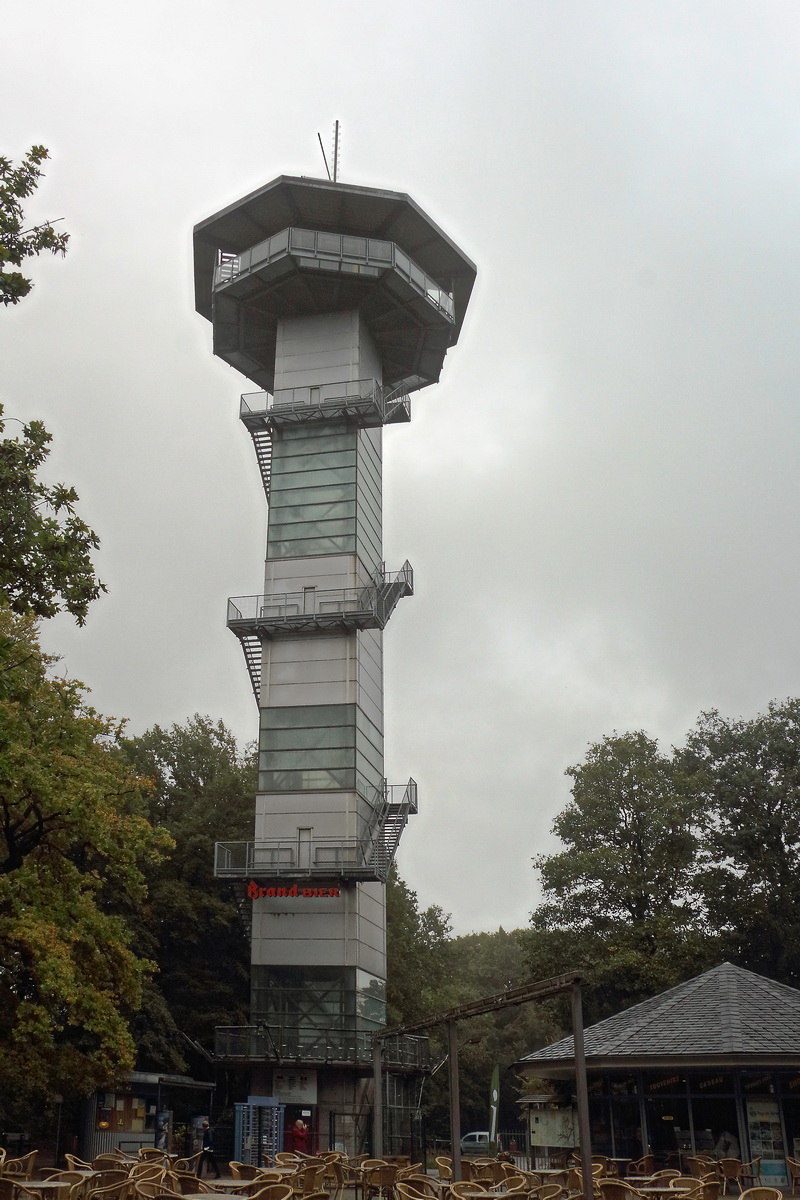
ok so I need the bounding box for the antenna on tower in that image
[317,132,332,180]
[332,120,340,183]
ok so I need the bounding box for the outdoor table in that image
[15,1184,73,1200]
[182,1194,251,1200]
[635,1187,695,1196]
[205,1184,255,1193]
[606,1160,631,1177]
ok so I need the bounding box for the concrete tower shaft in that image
[194,175,475,1151]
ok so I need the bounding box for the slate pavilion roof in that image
[519,963,800,1073]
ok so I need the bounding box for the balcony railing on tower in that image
[227,562,413,701]
[238,380,410,497]
[213,1024,429,1071]
[214,778,417,886]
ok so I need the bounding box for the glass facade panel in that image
[272,449,357,473]
[644,1093,689,1162]
[269,535,352,557]
[269,518,356,541]
[274,466,355,490]
[269,484,357,507]
[272,501,357,523]
[690,1095,739,1157]
[262,704,355,728]
[260,767,355,791]
[259,705,383,794]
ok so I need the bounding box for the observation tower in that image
[193,175,475,1153]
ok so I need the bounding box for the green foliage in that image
[121,716,257,1065]
[432,929,558,1134]
[0,606,172,1097]
[0,406,106,625]
[386,868,452,1027]
[386,874,555,1137]
[527,731,715,1021]
[682,700,800,986]
[0,146,69,306]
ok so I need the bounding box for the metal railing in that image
[226,562,413,635]
[214,1024,429,1069]
[215,837,374,879]
[228,587,374,624]
[214,227,455,322]
[239,379,410,427]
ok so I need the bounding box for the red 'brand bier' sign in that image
[247,880,341,900]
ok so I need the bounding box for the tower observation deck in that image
[193,175,475,1154]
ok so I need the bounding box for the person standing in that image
[198,1119,221,1179]
[289,1118,309,1154]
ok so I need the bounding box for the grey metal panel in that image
[264,555,359,592]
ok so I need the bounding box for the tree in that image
[526,731,714,1020]
[386,867,452,1027]
[1,146,69,305]
[681,700,800,986]
[0,408,106,624]
[121,716,257,1063]
[0,148,101,625]
[0,606,172,1097]
[437,928,558,1135]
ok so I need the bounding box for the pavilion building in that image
[518,962,800,1188]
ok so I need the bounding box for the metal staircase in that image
[375,560,414,625]
[249,427,273,497]
[240,633,262,702]
[367,778,418,878]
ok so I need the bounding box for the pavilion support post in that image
[373,1037,384,1160]
[448,1019,462,1182]
[571,982,593,1200]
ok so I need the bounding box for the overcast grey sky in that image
[3,0,800,935]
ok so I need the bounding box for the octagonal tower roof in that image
[193,175,476,393]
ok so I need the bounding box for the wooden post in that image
[571,982,593,1200]
[373,1037,383,1160]
[448,1020,462,1182]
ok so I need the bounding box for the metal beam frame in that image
[372,971,592,1199]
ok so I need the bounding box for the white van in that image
[460,1131,490,1156]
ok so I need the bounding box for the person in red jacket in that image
[289,1118,309,1153]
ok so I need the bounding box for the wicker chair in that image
[717,1162,744,1196]
[536,1185,566,1200]
[627,1161,654,1179]
[248,1185,295,1200]
[397,1180,437,1198]
[87,1183,137,1200]
[448,1186,492,1200]
[3,1154,39,1180]
[173,1157,203,1176]
[433,1162,452,1184]
[597,1180,645,1200]
[362,1166,396,1200]
[737,1163,760,1192]
[168,1175,213,1195]
[737,1190,780,1200]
